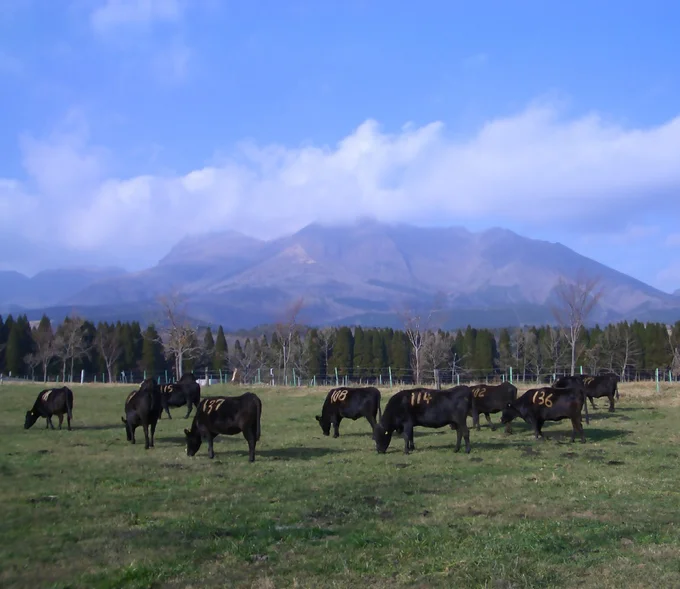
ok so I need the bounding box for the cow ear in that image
[183,428,190,436]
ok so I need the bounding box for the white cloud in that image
[90,0,184,32]
[579,224,660,246]
[3,102,680,269]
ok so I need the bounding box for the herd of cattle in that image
[22,373,621,461]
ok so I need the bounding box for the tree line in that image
[1,312,679,385]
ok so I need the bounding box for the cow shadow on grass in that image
[77,424,125,431]
[218,447,350,461]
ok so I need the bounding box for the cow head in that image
[373,423,392,453]
[315,414,331,436]
[24,410,39,430]
[184,428,202,456]
[500,402,520,424]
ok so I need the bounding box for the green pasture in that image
[0,382,679,588]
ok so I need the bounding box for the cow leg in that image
[332,417,341,438]
[402,424,414,454]
[453,421,471,453]
[57,413,64,430]
[244,429,256,462]
[484,413,497,431]
[471,406,481,431]
[142,422,150,449]
[66,411,72,431]
[47,416,55,430]
[608,393,615,412]
[150,421,157,448]
[207,433,216,459]
[366,414,378,440]
[533,418,544,440]
[130,424,136,444]
[504,421,513,435]
[571,416,586,443]
[184,401,193,419]
[589,395,598,410]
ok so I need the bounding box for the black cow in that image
[466,382,519,433]
[24,386,74,431]
[121,386,162,449]
[500,384,590,442]
[141,373,201,419]
[554,373,620,412]
[315,386,382,438]
[373,386,472,454]
[184,392,262,462]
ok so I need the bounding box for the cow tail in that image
[615,379,620,400]
[256,398,262,442]
[377,394,382,421]
[67,389,74,420]
[582,387,590,425]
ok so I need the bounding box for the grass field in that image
[1,381,679,589]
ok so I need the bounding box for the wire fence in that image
[3,364,678,388]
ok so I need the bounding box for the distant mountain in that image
[0,267,128,310]
[5,221,680,329]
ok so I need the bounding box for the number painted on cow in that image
[330,389,348,403]
[126,390,137,403]
[410,391,433,405]
[583,376,595,385]
[531,390,554,408]
[162,385,174,393]
[472,387,486,398]
[41,391,52,402]
[203,398,225,414]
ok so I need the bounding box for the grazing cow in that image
[24,386,74,431]
[121,386,162,449]
[141,373,201,419]
[184,392,262,462]
[554,374,620,412]
[373,386,472,454]
[315,386,382,438]
[466,382,519,433]
[500,384,590,442]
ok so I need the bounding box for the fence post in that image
[456,373,460,386]
[257,368,261,384]
[388,367,393,387]
[509,367,513,384]
[80,369,85,384]
[102,372,105,383]
[335,367,339,386]
[656,368,660,393]
[580,365,583,375]
[165,370,168,384]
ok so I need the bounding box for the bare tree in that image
[32,325,56,382]
[422,330,451,384]
[318,327,336,376]
[551,274,603,376]
[96,322,122,383]
[618,323,640,381]
[157,293,202,378]
[541,325,566,376]
[273,298,304,385]
[55,315,90,382]
[24,353,41,380]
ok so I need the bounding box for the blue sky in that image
[1,0,680,291]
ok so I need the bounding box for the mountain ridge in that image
[1,221,679,329]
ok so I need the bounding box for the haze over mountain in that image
[2,221,680,330]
